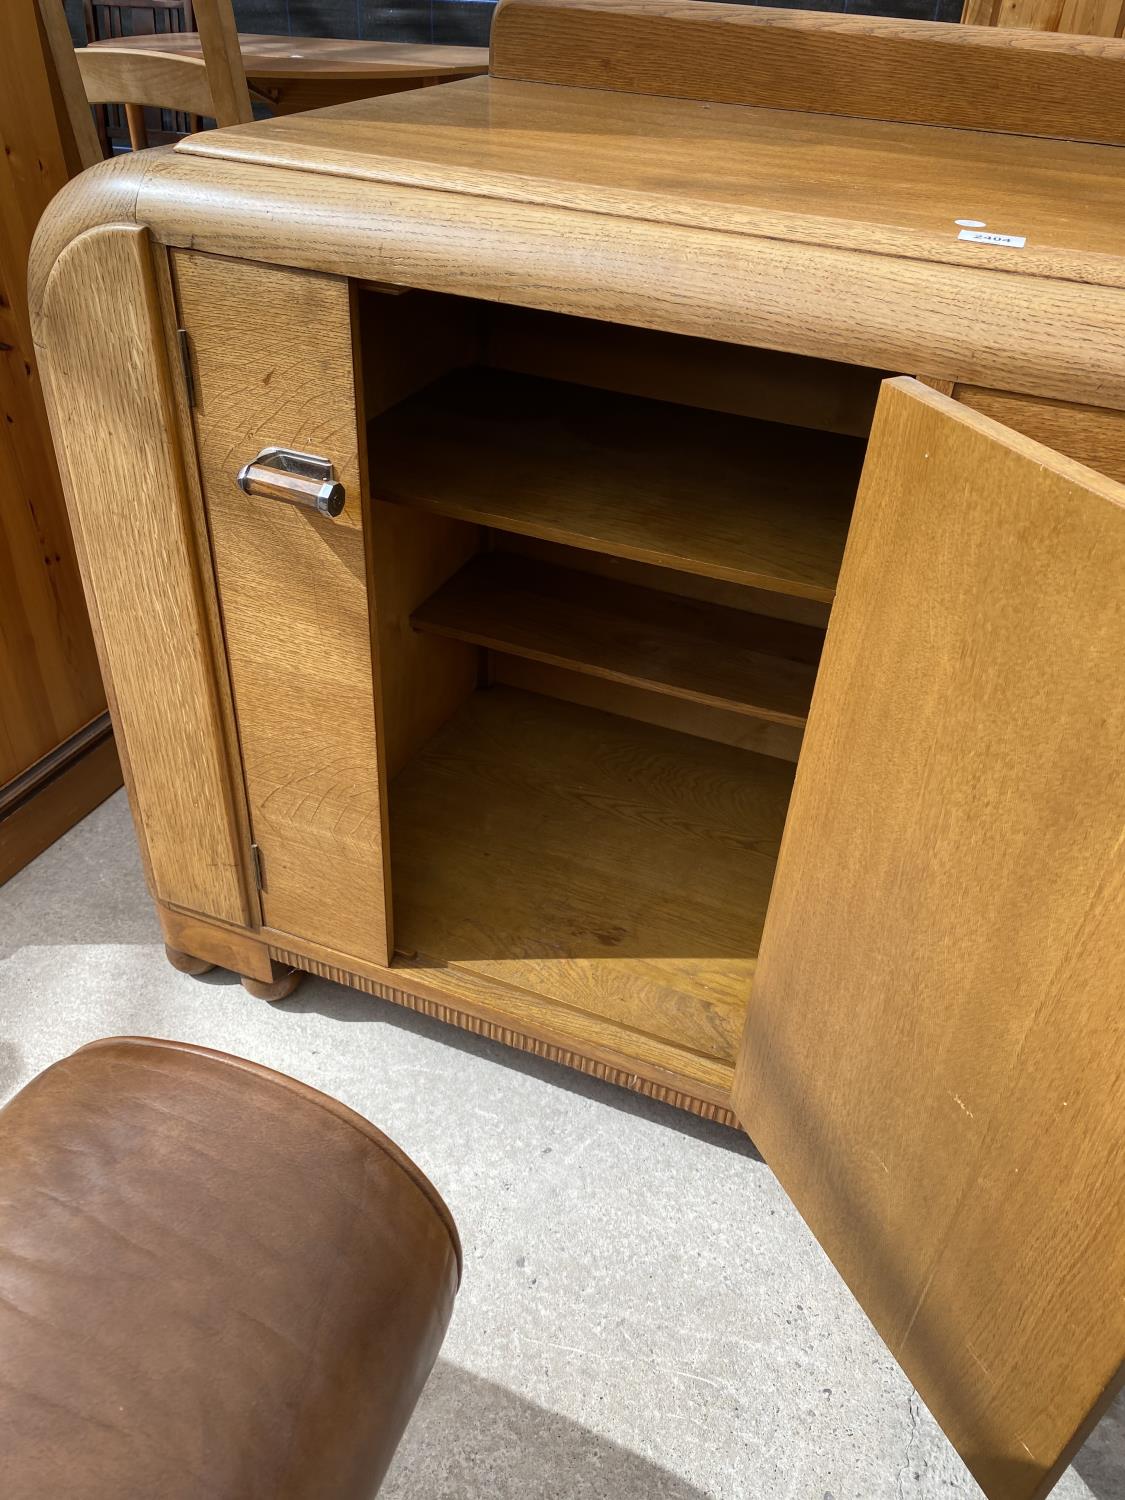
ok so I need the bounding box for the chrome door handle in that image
[236,447,346,518]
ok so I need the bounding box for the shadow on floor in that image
[0,1040,24,1101]
[1071,1384,1125,1500]
[276,975,762,1159]
[383,1360,712,1499]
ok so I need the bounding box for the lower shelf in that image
[389,687,794,1084]
[413,550,822,726]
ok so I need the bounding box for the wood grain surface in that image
[491,655,807,763]
[37,227,249,920]
[27,68,1125,408]
[491,0,1125,143]
[157,901,276,983]
[176,78,1125,291]
[1,1,107,811]
[355,287,481,780]
[0,725,120,885]
[733,378,1125,1500]
[414,551,821,725]
[192,0,253,127]
[392,685,793,1067]
[266,929,738,1121]
[77,47,226,119]
[26,28,1125,1484]
[29,138,1107,410]
[501,536,832,629]
[961,0,1125,33]
[33,0,101,170]
[369,369,862,602]
[89,30,488,80]
[954,385,1125,483]
[173,250,392,965]
[484,306,884,438]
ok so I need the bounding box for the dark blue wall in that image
[233,0,963,48]
[69,0,964,53]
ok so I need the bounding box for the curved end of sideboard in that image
[29,151,152,344]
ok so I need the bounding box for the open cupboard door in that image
[731,378,1125,1500]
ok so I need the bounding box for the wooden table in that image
[86,33,489,115]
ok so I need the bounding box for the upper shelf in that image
[368,369,862,603]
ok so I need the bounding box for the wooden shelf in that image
[390,686,795,1069]
[368,369,863,602]
[413,551,822,727]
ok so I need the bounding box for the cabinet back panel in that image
[492,655,805,762]
[358,286,481,419]
[483,304,884,438]
[356,286,884,441]
[503,537,832,629]
[391,684,793,1060]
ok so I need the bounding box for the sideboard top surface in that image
[30,64,1125,412]
[176,75,1125,290]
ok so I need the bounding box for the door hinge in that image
[250,842,264,892]
[177,327,196,408]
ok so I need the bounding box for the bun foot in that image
[165,943,216,977]
[241,966,302,1002]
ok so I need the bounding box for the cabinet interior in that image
[358,285,885,1085]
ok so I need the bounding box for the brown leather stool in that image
[0,1037,461,1499]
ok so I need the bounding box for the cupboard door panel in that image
[173,251,392,966]
[732,377,1125,1500]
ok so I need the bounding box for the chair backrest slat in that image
[76,46,214,118]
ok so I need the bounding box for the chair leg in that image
[124,102,149,151]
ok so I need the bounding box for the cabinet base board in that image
[268,943,739,1128]
[0,718,121,885]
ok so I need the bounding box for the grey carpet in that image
[1,791,1120,1499]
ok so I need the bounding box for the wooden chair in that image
[84,2,198,152]
[36,0,252,169]
[85,0,195,37]
[961,0,1125,34]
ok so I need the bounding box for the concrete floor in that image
[1,790,1121,1500]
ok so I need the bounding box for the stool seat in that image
[0,1037,460,1499]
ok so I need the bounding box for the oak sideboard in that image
[31,3,1124,1496]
